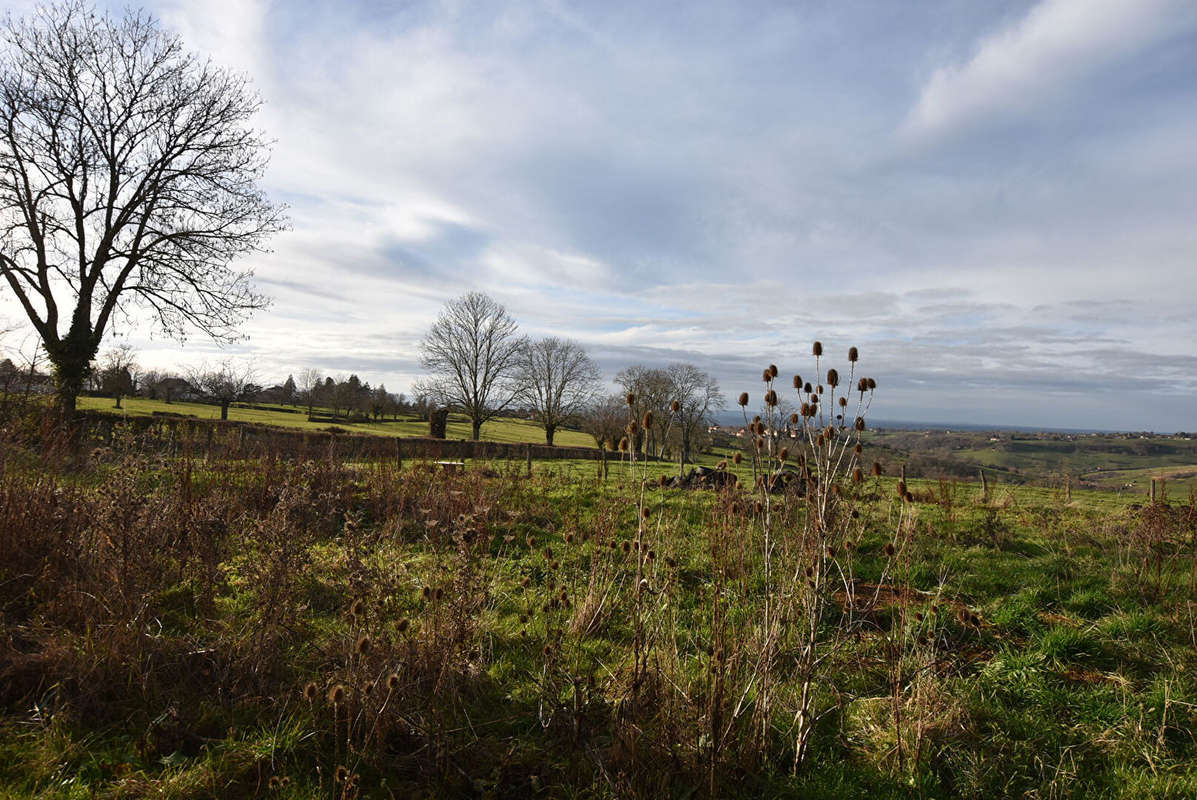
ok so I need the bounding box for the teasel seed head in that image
[641,506,650,520]
[762,368,772,382]
[853,468,863,483]
[792,374,802,389]
[857,377,868,392]
[642,410,654,429]
[754,500,763,514]
[335,765,349,783]
[397,617,410,633]
[897,480,907,496]
[801,402,811,417]
[779,447,789,462]
[826,368,839,387]
[627,420,639,436]
[765,389,778,406]
[355,634,371,655]
[839,397,847,408]
[626,392,635,406]
[816,384,824,395]
[328,684,346,704]
[618,436,629,452]
[812,341,823,356]
[848,346,859,362]
[816,433,824,448]
[904,491,914,503]
[855,416,866,431]
[670,399,680,413]
[387,672,400,690]
[884,542,896,557]
[434,587,444,601]
[872,461,882,476]
[867,377,876,390]
[790,412,799,425]
[621,540,631,553]
[738,391,749,406]
[658,474,668,486]
[303,682,318,701]
[716,459,727,470]
[803,381,813,394]
[733,452,743,465]
[756,436,765,451]
[854,443,862,454]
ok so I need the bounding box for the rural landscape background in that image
[2,1,1196,799]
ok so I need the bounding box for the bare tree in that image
[188,359,254,421]
[297,368,323,417]
[516,337,601,445]
[0,4,285,415]
[615,365,673,457]
[582,393,627,450]
[667,362,724,469]
[94,342,138,408]
[415,291,523,440]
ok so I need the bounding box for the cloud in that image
[903,0,1197,140]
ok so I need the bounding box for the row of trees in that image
[415,291,724,451]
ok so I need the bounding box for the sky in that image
[3,0,1197,431]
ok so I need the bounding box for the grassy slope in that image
[76,395,595,447]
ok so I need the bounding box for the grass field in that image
[76,394,596,447]
[3,408,1195,798]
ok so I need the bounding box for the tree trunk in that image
[114,393,122,409]
[220,400,230,421]
[471,418,482,440]
[50,349,92,418]
[545,424,556,446]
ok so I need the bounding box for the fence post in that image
[396,437,403,471]
[526,443,532,478]
[1150,478,1157,505]
[979,468,988,502]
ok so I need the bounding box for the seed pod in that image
[884,543,896,557]
[854,443,862,454]
[779,447,789,462]
[826,368,839,387]
[303,682,318,701]
[839,397,847,408]
[762,368,772,382]
[867,378,876,390]
[643,410,654,429]
[904,491,914,503]
[618,436,629,452]
[857,377,868,392]
[804,381,813,394]
[812,341,823,356]
[897,480,906,495]
[816,384,824,395]
[733,451,742,464]
[848,346,858,362]
[397,617,410,633]
[872,461,882,476]
[801,402,811,417]
[790,412,799,424]
[765,389,778,406]
[792,374,802,389]
[328,685,346,704]
[670,399,680,413]
[816,434,824,448]
[738,392,749,406]
[855,416,865,431]
[853,468,863,483]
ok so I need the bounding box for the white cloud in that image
[903,0,1197,140]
